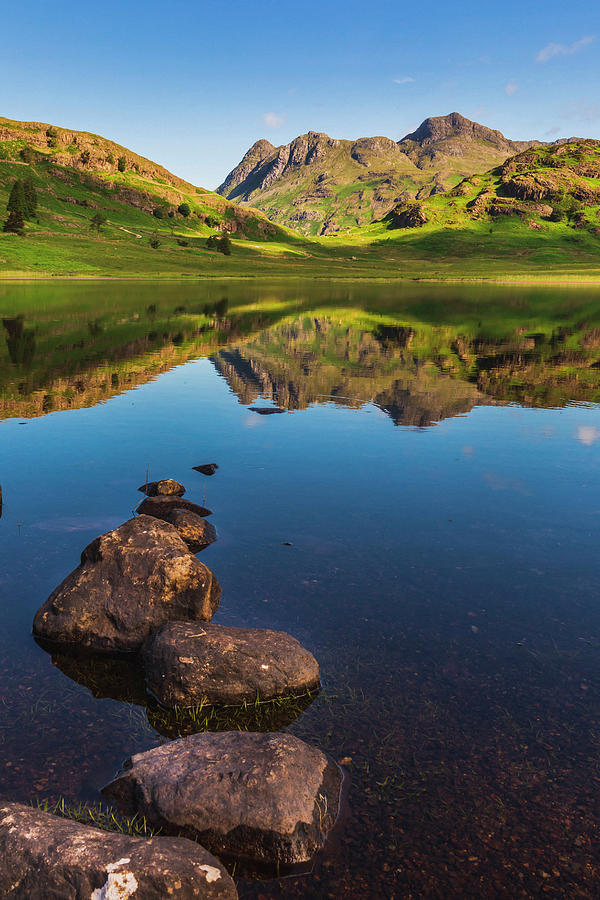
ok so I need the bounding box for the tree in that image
[22,177,37,219]
[117,156,126,172]
[3,209,25,234]
[153,207,166,219]
[90,212,107,235]
[19,146,35,164]
[206,235,218,249]
[7,180,27,217]
[178,202,191,218]
[149,235,161,249]
[46,127,58,148]
[219,233,232,255]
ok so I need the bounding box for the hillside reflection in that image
[1,284,599,424]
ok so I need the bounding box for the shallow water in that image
[1,280,600,897]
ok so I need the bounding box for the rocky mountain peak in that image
[400,113,515,150]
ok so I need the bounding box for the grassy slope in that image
[0,120,599,282]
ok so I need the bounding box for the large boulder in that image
[152,508,217,553]
[143,622,320,707]
[103,732,342,867]
[138,478,185,496]
[0,802,237,899]
[137,495,212,518]
[33,516,221,652]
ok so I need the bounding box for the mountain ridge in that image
[217,113,542,235]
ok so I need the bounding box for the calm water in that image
[1,280,600,898]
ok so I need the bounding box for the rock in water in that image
[0,802,237,899]
[193,463,219,476]
[103,732,342,866]
[137,495,212,518]
[143,622,320,707]
[138,478,185,496]
[33,516,221,652]
[151,508,216,553]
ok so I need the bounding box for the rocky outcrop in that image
[0,802,237,899]
[138,478,185,497]
[103,732,342,866]
[398,112,537,156]
[143,622,320,707]
[33,516,221,651]
[385,202,428,228]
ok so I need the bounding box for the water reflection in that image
[1,285,599,423]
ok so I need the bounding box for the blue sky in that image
[1,0,598,188]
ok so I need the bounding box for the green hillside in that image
[0,117,599,281]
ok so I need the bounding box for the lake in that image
[1,279,600,898]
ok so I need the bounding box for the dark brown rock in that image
[103,731,342,867]
[158,508,217,553]
[249,406,286,415]
[32,516,221,652]
[138,478,185,496]
[0,802,237,899]
[137,495,212,518]
[193,463,219,476]
[143,622,320,707]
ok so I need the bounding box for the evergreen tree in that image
[7,180,27,217]
[3,209,25,234]
[90,212,107,235]
[22,177,37,219]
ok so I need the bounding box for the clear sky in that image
[1,0,598,189]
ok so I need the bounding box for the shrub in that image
[219,233,232,255]
[19,146,35,163]
[117,156,126,172]
[176,238,189,247]
[46,126,58,148]
[90,212,107,235]
[80,149,91,166]
[178,202,191,217]
[206,235,218,249]
[153,207,166,219]
[149,237,161,249]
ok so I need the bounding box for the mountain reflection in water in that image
[1,283,599,423]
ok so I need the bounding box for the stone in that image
[249,406,286,415]
[0,802,237,899]
[142,622,320,707]
[157,508,217,553]
[137,495,212,518]
[103,731,342,867]
[138,478,185,496]
[33,516,221,652]
[193,463,219,476]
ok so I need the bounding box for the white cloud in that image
[536,35,594,63]
[393,76,415,84]
[505,81,519,96]
[576,426,600,446]
[262,112,284,129]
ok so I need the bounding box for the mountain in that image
[0,116,303,277]
[217,113,541,235]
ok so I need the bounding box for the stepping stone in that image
[138,478,185,497]
[155,508,217,553]
[137,495,212,518]
[33,516,221,652]
[143,622,320,707]
[0,802,237,899]
[103,731,342,867]
[193,463,219,476]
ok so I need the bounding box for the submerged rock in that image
[33,516,221,652]
[103,731,342,867]
[193,463,219,476]
[138,478,186,497]
[137,494,212,518]
[153,508,217,553]
[249,406,286,415]
[0,802,237,899]
[143,622,320,707]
